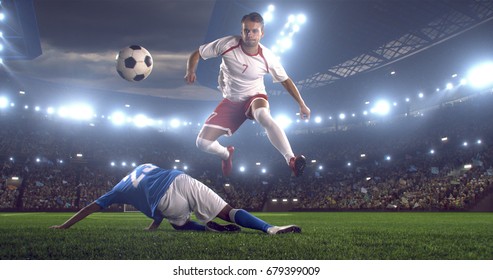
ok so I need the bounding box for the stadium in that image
[0,0,492,270]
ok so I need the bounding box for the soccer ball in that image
[116,45,153,82]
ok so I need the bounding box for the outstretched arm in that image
[50,202,102,229]
[184,49,201,84]
[281,78,311,120]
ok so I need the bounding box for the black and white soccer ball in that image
[116,45,153,82]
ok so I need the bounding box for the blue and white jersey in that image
[95,164,183,222]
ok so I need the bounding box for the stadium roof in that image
[0,0,41,60]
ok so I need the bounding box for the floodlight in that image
[371,100,390,115]
[296,14,306,24]
[275,114,292,129]
[314,116,322,123]
[110,111,126,125]
[0,12,5,21]
[468,62,493,88]
[446,83,453,90]
[170,118,180,128]
[134,114,150,128]
[279,37,292,50]
[239,166,245,172]
[418,93,424,98]
[0,96,8,108]
[339,113,346,120]
[264,12,273,23]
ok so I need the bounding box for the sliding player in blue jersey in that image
[51,163,301,235]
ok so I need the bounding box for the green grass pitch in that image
[0,212,492,260]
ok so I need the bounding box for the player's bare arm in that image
[281,78,311,120]
[50,202,102,229]
[184,49,201,84]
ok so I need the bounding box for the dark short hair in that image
[241,12,264,29]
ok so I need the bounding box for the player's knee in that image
[253,107,274,128]
[196,137,211,152]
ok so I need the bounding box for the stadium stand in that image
[1,91,493,212]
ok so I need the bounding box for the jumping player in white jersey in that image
[50,163,301,235]
[185,12,311,177]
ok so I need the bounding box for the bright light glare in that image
[264,12,273,22]
[263,5,275,23]
[279,37,292,50]
[297,14,306,24]
[110,111,126,125]
[134,114,151,128]
[468,62,493,88]
[275,114,292,129]
[62,104,94,120]
[314,116,322,123]
[0,96,8,108]
[170,118,181,128]
[371,100,391,115]
[0,13,5,21]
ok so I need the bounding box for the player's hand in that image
[184,72,196,84]
[50,225,67,229]
[300,104,311,120]
[144,227,157,231]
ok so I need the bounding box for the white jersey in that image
[199,35,289,101]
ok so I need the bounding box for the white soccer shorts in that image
[157,174,227,226]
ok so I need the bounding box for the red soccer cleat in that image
[222,146,235,177]
[289,155,306,177]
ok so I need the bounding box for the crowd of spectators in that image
[1,92,492,212]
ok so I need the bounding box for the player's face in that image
[241,20,264,48]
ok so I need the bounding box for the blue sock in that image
[230,209,271,232]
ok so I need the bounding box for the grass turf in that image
[0,212,491,260]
